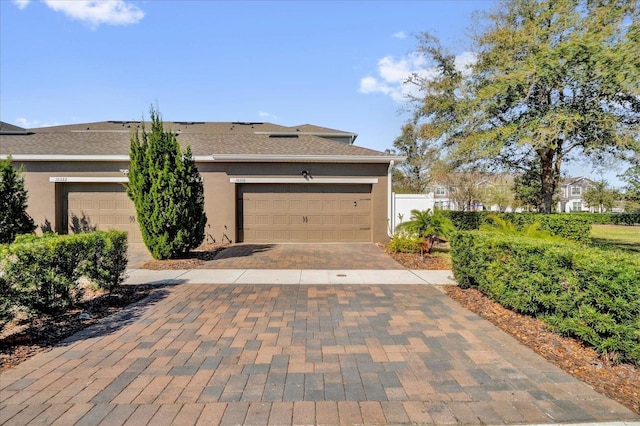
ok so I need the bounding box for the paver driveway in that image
[1,283,637,425]
[127,243,405,270]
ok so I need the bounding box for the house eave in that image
[1,154,405,164]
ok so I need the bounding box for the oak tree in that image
[407,0,639,213]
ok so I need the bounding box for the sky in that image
[0,0,628,186]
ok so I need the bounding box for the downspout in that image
[387,160,394,237]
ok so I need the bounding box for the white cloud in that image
[15,117,58,128]
[258,111,278,121]
[42,0,144,28]
[392,31,407,39]
[12,0,30,10]
[359,51,477,103]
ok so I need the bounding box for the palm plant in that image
[395,209,455,254]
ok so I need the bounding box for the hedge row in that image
[450,231,640,363]
[566,212,640,225]
[441,211,592,243]
[0,231,128,327]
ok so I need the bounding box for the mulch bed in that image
[0,285,154,372]
[140,244,229,270]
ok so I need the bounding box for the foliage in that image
[619,164,640,213]
[450,231,640,363]
[406,0,640,214]
[583,180,620,213]
[395,208,455,253]
[0,157,36,244]
[388,121,439,193]
[441,211,592,243]
[127,107,207,259]
[480,214,554,239]
[386,231,423,253]
[512,158,546,211]
[0,232,128,327]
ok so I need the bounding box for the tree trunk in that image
[539,150,555,214]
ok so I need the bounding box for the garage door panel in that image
[239,184,372,243]
[65,184,142,243]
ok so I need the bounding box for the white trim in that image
[2,154,404,164]
[230,177,378,184]
[49,177,129,183]
[210,154,401,163]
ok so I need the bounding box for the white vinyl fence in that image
[390,193,435,233]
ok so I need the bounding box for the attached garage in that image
[237,184,372,243]
[1,121,402,246]
[63,183,143,243]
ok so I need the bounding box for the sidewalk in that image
[123,268,457,286]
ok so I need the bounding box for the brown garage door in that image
[238,184,372,242]
[64,184,142,243]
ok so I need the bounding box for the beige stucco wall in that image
[12,160,391,243]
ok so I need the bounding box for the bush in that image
[450,231,640,363]
[0,231,128,326]
[387,232,423,253]
[442,211,591,243]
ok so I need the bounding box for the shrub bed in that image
[0,231,128,328]
[442,211,592,243]
[450,231,640,364]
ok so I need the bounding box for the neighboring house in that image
[557,177,595,212]
[0,120,401,244]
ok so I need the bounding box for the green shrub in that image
[0,231,128,322]
[442,211,591,243]
[387,231,423,253]
[450,231,640,363]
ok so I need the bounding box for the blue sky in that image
[0,0,626,185]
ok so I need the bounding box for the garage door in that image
[238,184,372,242]
[64,184,143,243]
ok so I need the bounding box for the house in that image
[557,176,595,212]
[0,120,401,244]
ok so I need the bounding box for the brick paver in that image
[1,283,638,425]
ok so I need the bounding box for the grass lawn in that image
[590,224,640,256]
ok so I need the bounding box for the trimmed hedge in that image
[450,231,640,363]
[569,212,640,225]
[0,231,128,327]
[441,211,592,243]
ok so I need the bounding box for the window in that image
[571,186,581,196]
[572,201,582,211]
[435,186,446,195]
[434,201,444,210]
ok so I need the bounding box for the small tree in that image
[583,180,619,213]
[127,107,207,259]
[0,157,36,244]
[388,121,439,193]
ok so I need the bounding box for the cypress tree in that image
[126,107,206,259]
[0,157,36,244]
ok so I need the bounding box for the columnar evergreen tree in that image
[0,157,36,244]
[126,107,206,259]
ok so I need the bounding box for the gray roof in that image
[0,121,396,162]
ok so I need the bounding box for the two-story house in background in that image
[557,177,595,212]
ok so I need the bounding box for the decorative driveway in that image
[1,283,637,425]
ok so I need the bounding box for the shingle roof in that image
[0,121,393,161]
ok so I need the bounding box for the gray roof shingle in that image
[0,121,394,161]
